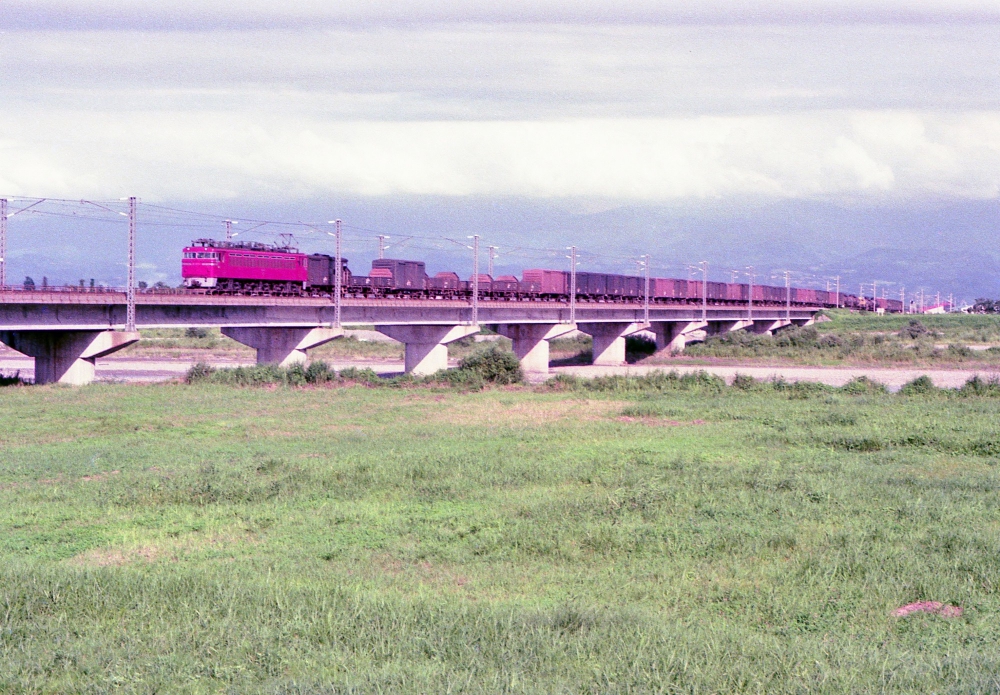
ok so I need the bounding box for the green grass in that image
[669,311,1000,367]
[2,379,1000,692]
[816,310,1000,342]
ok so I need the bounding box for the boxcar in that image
[371,259,427,290]
[575,272,607,297]
[622,275,643,298]
[306,254,351,288]
[492,275,520,294]
[651,277,674,299]
[706,281,728,302]
[469,274,493,293]
[522,269,568,296]
[427,271,461,293]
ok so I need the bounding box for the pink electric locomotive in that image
[182,239,348,295]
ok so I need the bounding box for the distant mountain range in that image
[5,196,998,302]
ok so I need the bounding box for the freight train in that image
[181,239,902,312]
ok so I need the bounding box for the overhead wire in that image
[0,194,880,292]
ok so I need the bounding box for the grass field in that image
[2,376,999,692]
[666,311,1000,367]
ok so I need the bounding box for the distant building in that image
[922,303,950,314]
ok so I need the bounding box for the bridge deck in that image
[0,290,819,330]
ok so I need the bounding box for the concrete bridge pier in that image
[707,319,753,337]
[751,319,791,335]
[578,322,649,365]
[494,323,576,374]
[221,326,343,366]
[652,321,706,353]
[0,330,139,385]
[376,324,480,375]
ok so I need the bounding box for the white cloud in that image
[3,19,999,206]
[12,0,1000,29]
[2,111,998,203]
[5,25,1000,119]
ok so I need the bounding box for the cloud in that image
[5,24,1000,119]
[3,16,998,207]
[11,0,1000,30]
[2,111,998,203]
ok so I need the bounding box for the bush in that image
[433,368,486,390]
[185,362,216,383]
[338,366,383,385]
[457,345,523,385]
[185,361,337,386]
[774,326,819,348]
[556,369,725,394]
[899,375,937,396]
[901,319,929,339]
[959,375,1000,397]
[184,327,209,339]
[840,376,888,395]
[305,360,336,384]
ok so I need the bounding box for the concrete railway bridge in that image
[0,291,821,384]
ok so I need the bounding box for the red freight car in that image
[468,274,493,293]
[370,259,427,290]
[492,275,521,295]
[522,269,568,296]
[427,271,461,294]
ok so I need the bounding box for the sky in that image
[2,1,999,299]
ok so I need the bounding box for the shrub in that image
[433,368,486,391]
[899,375,937,396]
[457,345,523,385]
[959,375,1000,397]
[185,361,337,386]
[208,364,287,386]
[774,326,818,348]
[338,366,382,384]
[731,373,757,390]
[305,360,336,384]
[840,376,888,395]
[184,327,209,339]
[556,369,725,394]
[185,362,216,383]
[770,378,831,397]
[901,319,929,339]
